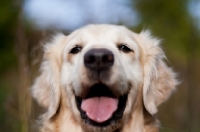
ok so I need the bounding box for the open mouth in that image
[75,83,128,127]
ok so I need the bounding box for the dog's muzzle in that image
[75,48,128,127]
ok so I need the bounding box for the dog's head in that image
[32,24,177,132]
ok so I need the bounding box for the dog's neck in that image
[121,106,159,132]
[120,87,159,132]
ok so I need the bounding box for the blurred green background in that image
[0,0,200,132]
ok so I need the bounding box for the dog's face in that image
[32,24,177,132]
[61,25,143,131]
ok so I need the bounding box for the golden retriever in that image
[32,24,177,132]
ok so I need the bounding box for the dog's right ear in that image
[32,34,66,119]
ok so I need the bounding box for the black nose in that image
[84,48,114,71]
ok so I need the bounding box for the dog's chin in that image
[75,83,128,131]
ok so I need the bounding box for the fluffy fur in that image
[32,24,177,132]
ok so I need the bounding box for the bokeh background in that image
[0,0,200,132]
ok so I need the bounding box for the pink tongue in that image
[81,97,118,123]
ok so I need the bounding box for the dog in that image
[32,24,177,132]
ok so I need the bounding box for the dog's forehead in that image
[68,25,137,46]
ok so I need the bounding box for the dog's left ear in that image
[134,31,178,115]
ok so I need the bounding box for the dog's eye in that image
[118,44,132,53]
[69,45,82,54]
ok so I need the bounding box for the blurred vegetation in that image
[0,0,199,132]
[134,1,200,132]
[0,0,19,131]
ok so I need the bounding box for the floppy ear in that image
[136,31,178,115]
[32,34,66,119]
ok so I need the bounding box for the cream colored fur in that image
[32,24,177,132]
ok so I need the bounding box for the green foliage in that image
[135,0,200,63]
[134,0,200,131]
[0,0,19,131]
[0,0,18,72]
